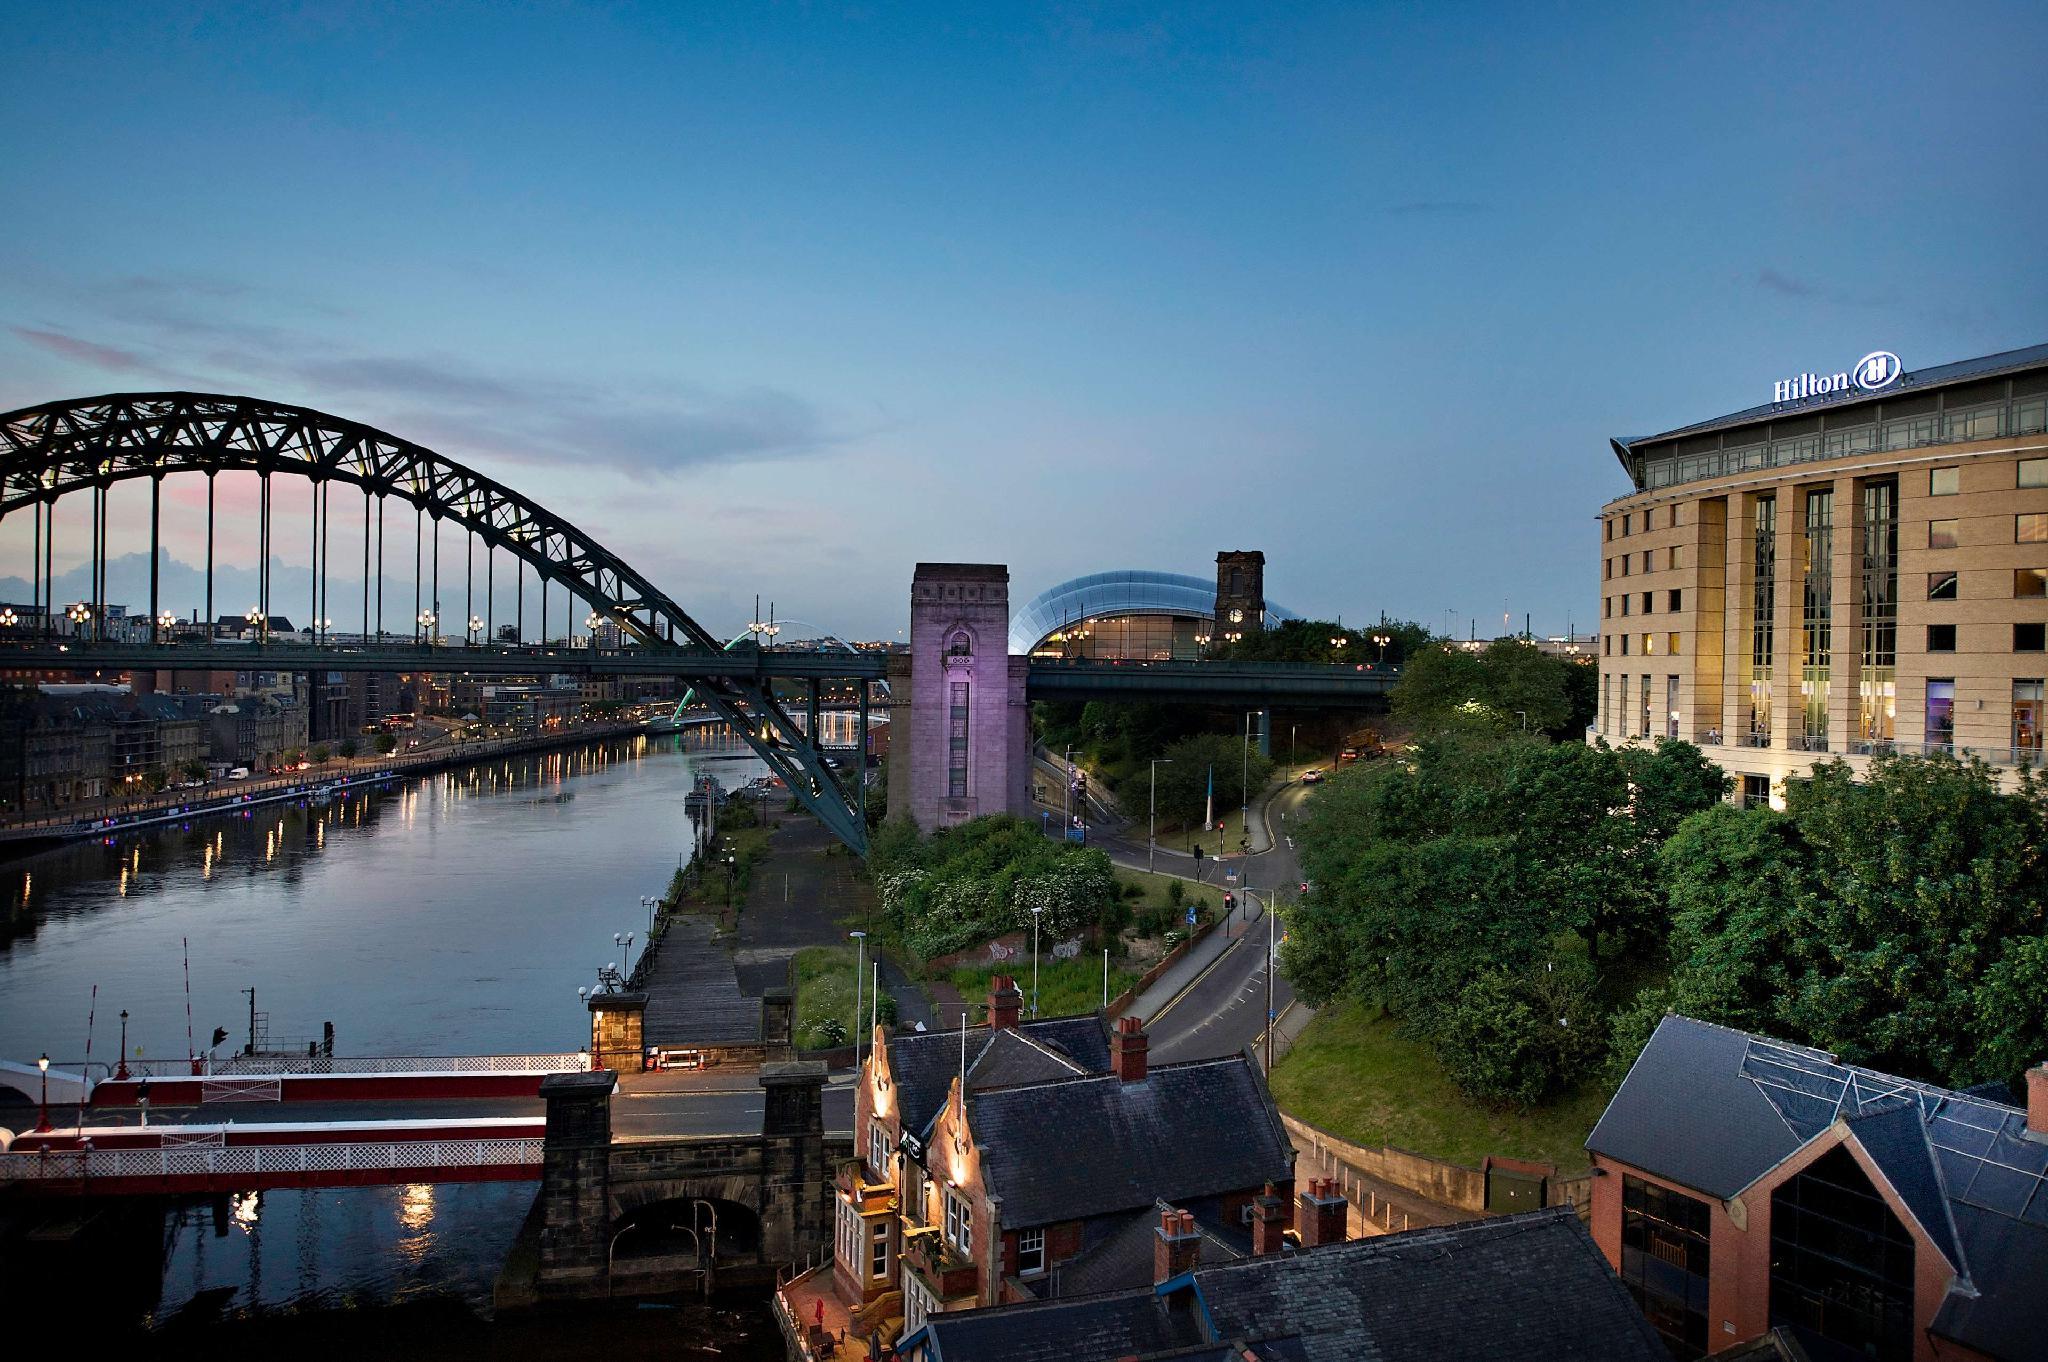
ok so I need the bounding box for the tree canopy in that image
[1389,639,1595,740]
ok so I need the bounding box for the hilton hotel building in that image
[1594,343,2048,808]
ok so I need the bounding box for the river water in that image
[0,733,776,1346]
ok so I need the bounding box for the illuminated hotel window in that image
[1667,633,1680,656]
[1640,673,1650,737]
[2017,568,2047,598]
[2019,514,2047,543]
[1800,489,1833,749]
[1665,676,1679,738]
[1926,680,1956,750]
[2016,680,2044,757]
[1749,497,1776,745]
[1860,481,1898,746]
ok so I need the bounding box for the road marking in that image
[1146,934,1253,1029]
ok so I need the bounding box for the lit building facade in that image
[1594,344,2048,806]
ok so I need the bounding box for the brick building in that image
[836,979,1295,1345]
[1587,1014,2047,1360]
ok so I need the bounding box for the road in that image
[1093,776,1314,1063]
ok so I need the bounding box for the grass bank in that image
[1268,1000,1608,1172]
[792,945,898,1050]
[948,959,1139,1020]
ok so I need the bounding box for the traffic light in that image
[1192,844,1204,861]
[210,1027,228,1050]
[1223,893,1235,911]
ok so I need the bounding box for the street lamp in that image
[849,930,867,1063]
[1242,711,1253,837]
[641,894,659,933]
[1148,758,1173,873]
[1371,632,1391,667]
[117,1010,130,1080]
[69,602,93,637]
[724,853,737,914]
[1029,906,1044,1019]
[418,610,437,646]
[614,931,636,979]
[317,616,332,644]
[586,611,602,651]
[35,1052,51,1132]
[1329,633,1348,652]
[156,609,176,642]
[468,615,484,646]
[246,605,263,643]
[0,607,15,629]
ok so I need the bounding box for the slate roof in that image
[887,1015,1111,1139]
[1589,1014,2048,1360]
[904,1208,1670,1362]
[969,1056,1293,1229]
[1049,1201,1244,1299]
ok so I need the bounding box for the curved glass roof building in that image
[1008,569,1297,658]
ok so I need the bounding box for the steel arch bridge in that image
[0,392,874,853]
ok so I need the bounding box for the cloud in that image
[1755,268,1819,298]
[10,326,158,374]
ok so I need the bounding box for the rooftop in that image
[1588,1014,2048,1360]
[886,1015,1112,1140]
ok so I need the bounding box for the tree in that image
[1125,731,1274,829]
[338,738,359,759]
[374,734,398,756]
[1436,959,1604,1107]
[1656,805,1805,1033]
[180,759,207,783]
[1391,640,1583,738]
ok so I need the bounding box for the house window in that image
[1930,466,1959,496]
[1016,1226,1046,1276]
[945,1189,972,1254]
[837,1198,861,1274]
[1927,571,1958,601]
[903,1269,940,1337]
[2017,568,2047,598]
[1926,680,1956,750]
[1927,624,1956,653]
[2020,457,2047,488]
[870,1218,890,1281]
[2019,513,2047,543]
[1769,1145,1914,1362]
[1929,518,1958,550]
[869,1120,890,1179]
[1620,1174,1711,1359]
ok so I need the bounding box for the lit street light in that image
[468,615,484,645]
[0,607,16,629]
[1371,632,1391,667]
[640,894,659,933]
[417,609,437,646]
[614,931,636,979]
[36,1052,51,1132]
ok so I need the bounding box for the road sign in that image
[1225,867,1238,882]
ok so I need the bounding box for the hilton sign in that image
[1773,350,1903,404]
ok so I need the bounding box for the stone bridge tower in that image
[887,563,1031,832]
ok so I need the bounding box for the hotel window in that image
[2016,681,2044,759]
[1928,518,1958,550]
[948,681,970,797]
[1620,1174,1711,1359]
[2020,457,2047,488]
[1742,775,1771,810]
[1749,496,1776,744]
[945,1189,972,1254]
[1603,675,1612,733]
[1668,589,1682,611]
[2020,624,2046,652]
[1606,519,1615,541]
[1624,513,1633,534]
[1926,680,1956,750]
[1643,633,1655,655]
[2019,513,2047,543]
[1665,676,1679,738]
[1930,466,1960,496]
[1927,571,1959,601]
[1620,595,1630,617]
[1800,489,1834,749]
[1016,1227,1046,1276]
[1620,676,1630,733]
[1641,551,1652,573]
[1641,591,1653,614]
[1640,673,1650,737]
[1770,1146,1914,1362]
[871,1219,890,1281]
[1622,555,1631,577]
[1621,635,1629,655]
[1604,558,1612,579]
[1670,544,1683,569]
[2017,568,2047,598]
[1859,481,1898,746]
[1667,633,1681,656]
[1604,598,1612,619]
[1927,624,1957,652]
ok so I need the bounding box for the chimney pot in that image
[1252,1183,1289,1256]
[1153,1204,1201,1283]
[989,975,1022,1031]
[2028,1063,2048,1138]
[1298,1177,1349,1248]
[1112,1016,1150,1082]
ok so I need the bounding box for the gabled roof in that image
[1049,1200,1244,1299]
[904,1209,1669,1362]
[1590,1014,2048,1359]
[887,1015,1112,1139]
[968,1055,1293,1229]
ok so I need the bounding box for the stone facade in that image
[1214,550,1267,630]
[889,564,1031,832]
[588,991,646,1073]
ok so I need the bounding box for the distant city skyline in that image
[3,2,2043,640]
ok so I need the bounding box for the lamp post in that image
[1329,632,1348,657]
[418,609,437,647]
[246,605,263,643]
[468,615,483,647]
[1241,711,1253,836]
[586,611,602,652]
[70,602,94,638]
[117,1010,130,1080]
[850,929,867,1062]
[1148,758,1172,873]
[641,894,659,933]
[1371,632,1391,667]
[614,931,636,979]
[0,607,16,629]
[156,609,176,643]
[724,853,737,914]
[1030,906,1044,1019]
[35,1052,51,1132]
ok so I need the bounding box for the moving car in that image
[1300,768,1325,784]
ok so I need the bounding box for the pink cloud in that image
[10,326,156,374]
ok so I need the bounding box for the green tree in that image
[1129,731,1275,830]
[1391,639,1585,738]
[1436,959,1604,1107]
[374,734,398,756]
[1657,804,1805,1032]
[338,738,359,759]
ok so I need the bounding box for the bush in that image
[1166,879,1185,908]
[1434,961,1603,1108]
[310,745,330,764]
[338,738,359,759]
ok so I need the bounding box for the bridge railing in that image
[103,1053,589,1079]
[0,1137,544,1182]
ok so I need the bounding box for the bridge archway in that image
[611,1192,764,1266]
[0,393,868,851]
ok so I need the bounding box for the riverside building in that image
[1594,343,2048,806]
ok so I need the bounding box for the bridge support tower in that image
[889,563,1031,832]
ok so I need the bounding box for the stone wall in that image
[898,564,1030,832]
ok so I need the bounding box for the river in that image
[0,732,779,1350]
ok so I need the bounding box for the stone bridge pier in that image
[534,1061,832,1298]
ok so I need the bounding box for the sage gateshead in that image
[1592,342,2048,809]
[1008,570,1298,661]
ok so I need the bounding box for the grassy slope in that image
[1268,1000,1609,1172]
[948,959,1138,1020]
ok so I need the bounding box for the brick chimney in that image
[1297,1176,1349,1248]
[1153,1208,1201,1283]
[988,975,1022,1031]
[1111,1015,1149,1082]
[2028,1063,2047,1138]
[1251,1183,1289,1255]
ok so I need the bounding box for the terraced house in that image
[830,977,1296,1346]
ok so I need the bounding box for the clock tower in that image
[1214,550,1266,633]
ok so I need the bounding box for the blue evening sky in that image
[3,2,2043,640]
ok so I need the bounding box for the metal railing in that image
[102,1052,588,1078]
[0,1137,544,1182]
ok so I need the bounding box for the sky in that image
[2,1,2044,642]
